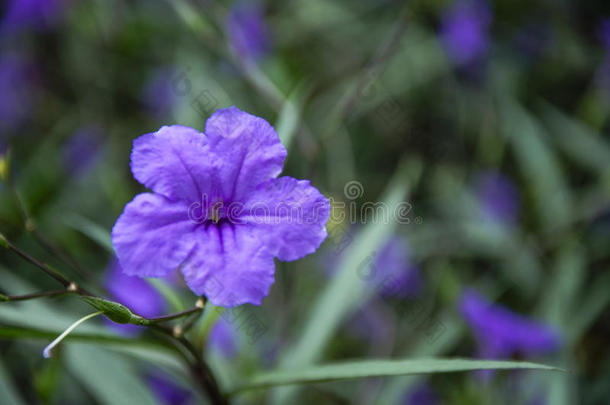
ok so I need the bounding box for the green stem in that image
[1,289,74,302]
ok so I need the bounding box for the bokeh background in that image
[1,0,609,404]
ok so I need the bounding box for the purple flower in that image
[142,67,178,119]
[2,0,66,32]
[474,171,519,225]
[208,321,237,358]
[105,260,165,335]
[147,370,192,405]
[598,19,610,50]
[439,0,491,66]
[62,126,103,174]
[374,237,422,299]
[226,2,271,62]
[0,54,36,132]
[111,106,330,307]
[402,382,439,405]
[460,289,561,360]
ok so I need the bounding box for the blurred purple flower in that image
[0,54,36,132]
[460,289,561,360]
[111,107,330,307]
[142,67,178,119]
[147,370,192,405]
[208,321,237,358]
[513,22,552,62]
[439,0,492,66]
[62,126,103,174]
[374,237,422,299]
[598,19,610,50]
[596,20,610,96]
[474,171,519,225]
[105,260,165,335]
[2,0,66,32]
[402,382,439,405]
[226,2,271,62]
[346,303,393,345]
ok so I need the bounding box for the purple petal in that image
[180,223,275,307]
[130,125,220,203]
[439,0,491,66]
[106,260,165,318]
[475,171,520,224]
[226,2,271,61]
[208,321,237,358]
[460,289,561,358]
[203,106,287,202]
[2,0,65,32]
[147,371,192,405]
[0,54,36,132]
[112,193,196,277]
[240,176,330,261]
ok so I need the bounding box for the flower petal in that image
[239,176,330,261]
[204,106,287,201]
[112,193,196,277]
[130,125,222,203]
[180,223,275,307]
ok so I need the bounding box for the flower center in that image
[209,200,223,224]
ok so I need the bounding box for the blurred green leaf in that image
[63,214,113,253]
[232,358,560,394]
[65,343,161,405]
[273,158,421,402]
[541,102,610,175]
[499,99,572,231]
[0,359,26,405]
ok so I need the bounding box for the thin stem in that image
[3,237,71,288]
[147,298,205,323]
[9,183,91,280]
[1,236,227,403]
[43,311,104,358]
[1,289,74,302]
[0,236,94,296]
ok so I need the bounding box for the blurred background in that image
[0,0,609,404]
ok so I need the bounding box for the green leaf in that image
[232,358,561,394]
[65,344,161,405]
[276,83,306,151]
[0,359,26,405]
[272,158,421,402]
[63,214,113,253]
[499,99,571,231]
[540,102,610,174]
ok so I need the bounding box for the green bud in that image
[80,297,133,324]
[0,293,9,302]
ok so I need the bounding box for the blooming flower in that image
[439,0,491,66]
[105,260,165,335]
[474,171,520,225]
[460,289,561,360]
[112,106,330,307]
[226,2,271,62]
